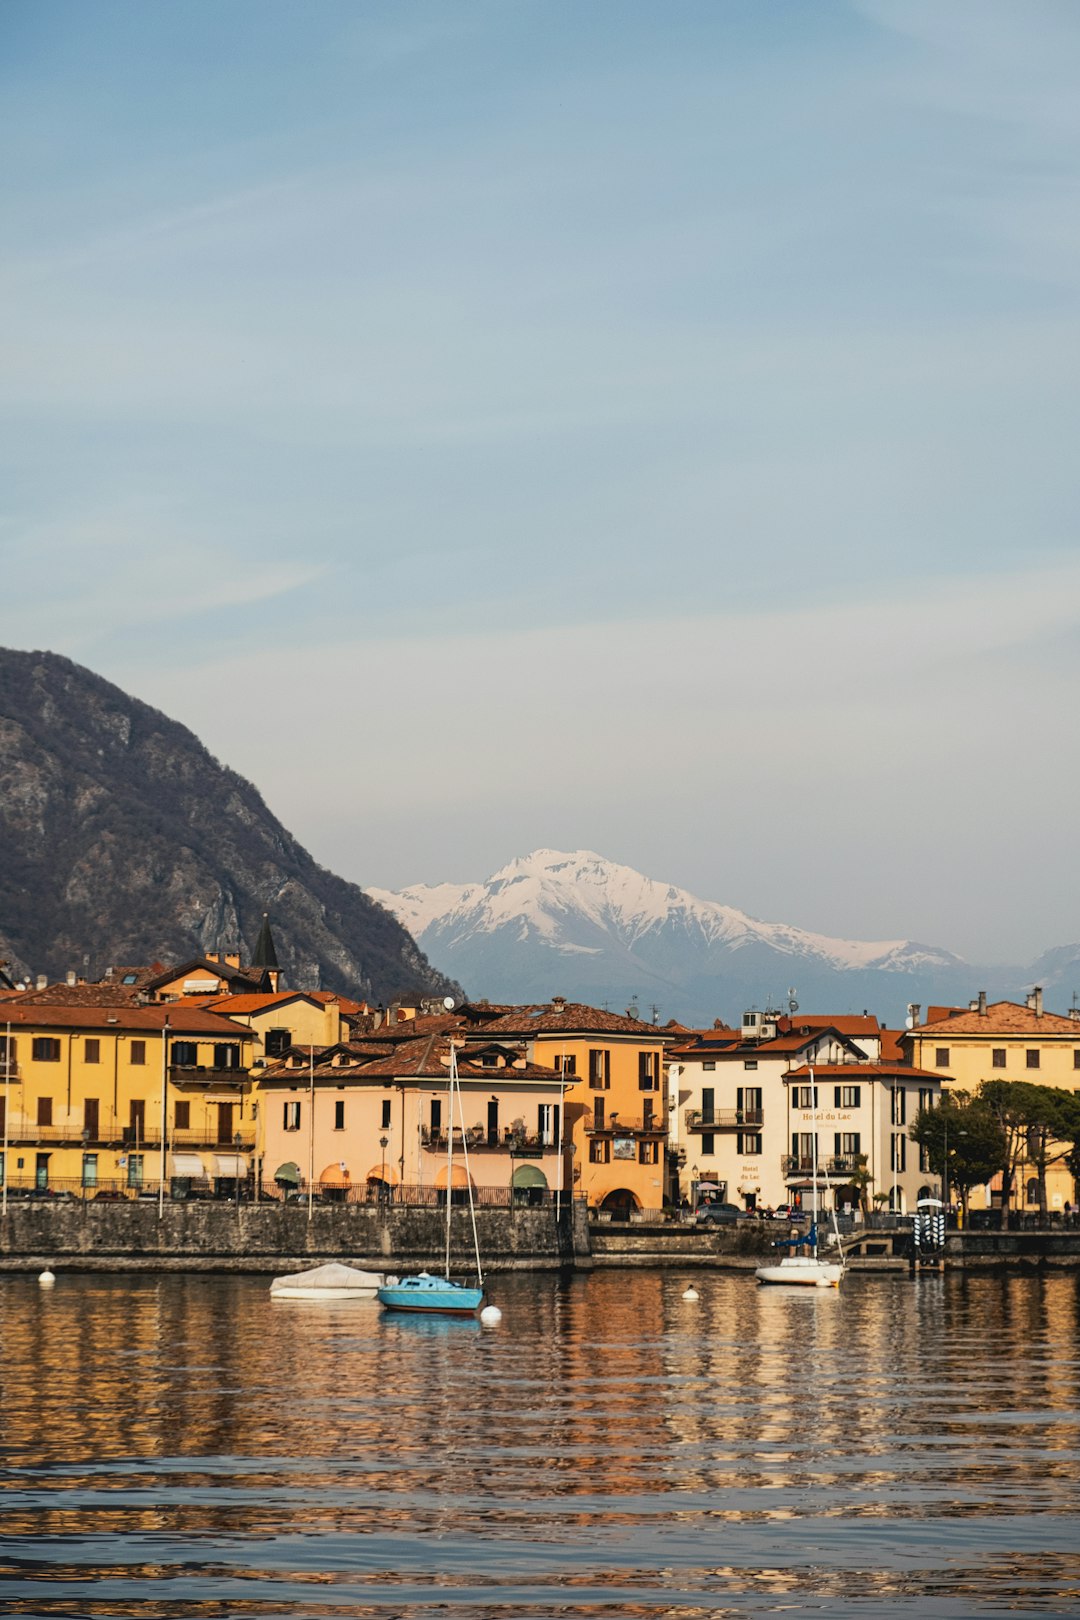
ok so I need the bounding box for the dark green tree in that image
[910,1091,1003,1216]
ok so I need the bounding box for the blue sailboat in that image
[378,1029,487,1318]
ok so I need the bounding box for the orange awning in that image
[434,1164,473,1190]
[366,1162,400,1185]
[318,1162,350,1187]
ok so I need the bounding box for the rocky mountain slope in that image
[369,849,983,1024]
[0,649,457,1003]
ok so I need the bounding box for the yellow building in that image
[461,999,672,1218]
[0,1003,254,1197]
[196,991,364,1067]
[902,989,1080,1213]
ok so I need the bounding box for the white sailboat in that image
[756,1064,845,1288]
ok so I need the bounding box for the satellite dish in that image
[443,996,456,1011]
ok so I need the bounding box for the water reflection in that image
[0,1270,1079,1614]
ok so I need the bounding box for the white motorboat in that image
[270,1262,384,1300]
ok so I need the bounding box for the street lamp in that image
[379,1134,388,1202]
[234,1129,242,1209]
[81,1128,90,1201]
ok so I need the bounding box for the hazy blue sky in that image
[3,1,1079,961]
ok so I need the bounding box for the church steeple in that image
[252,912,280,989]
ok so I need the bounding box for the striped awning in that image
[213,1154,247,1177]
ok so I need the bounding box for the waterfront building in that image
[457,999,673,1218]
[903,989,1080,1214]
[0,1002,254,1196]
[668,1012,940,1213]
[194,990,364,1067]
[255,1035,567,1203]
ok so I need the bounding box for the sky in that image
[2,0,1080,963]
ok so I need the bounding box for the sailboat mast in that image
[809,1061,819,1258]
[444,1045,454,1280]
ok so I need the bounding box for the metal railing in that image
[0,1176,556,1208]
[419,1126,556,1152]
[583,1113,666,1135]
[685,1108,763,1131]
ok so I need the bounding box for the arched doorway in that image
[599,1188,640,1222]
[511,1164,548,1207]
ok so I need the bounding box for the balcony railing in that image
[0,1125,255,1149]
[420,1126,557,1153]
[583,1113,666,1135]
[782,1154,862,1177]
[685,1108,764,1132]
[169,1065,249,1086]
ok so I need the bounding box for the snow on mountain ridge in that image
[368,849,957,974]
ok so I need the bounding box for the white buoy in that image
[38,1268,56,1286]
[480,1304,502,1324]
[681,1286,699,1301]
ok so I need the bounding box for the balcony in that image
[685,1108,763,1132]
[169,1065,249,1088]
[583,1112,666,1136]
[420,1126,556,1155]
[0,1124,256,1150]
[782,1154,862,1178]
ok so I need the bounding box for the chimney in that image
[324,996,341,1044]
[225,953,240,969]
[35,974,47,990]
[1026,987,1044,1016]
[907,1003,921,1030]
[66,970,77,987]
[978,990,987,1016]
[552,996,566,1013]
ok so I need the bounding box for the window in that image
[638,1051,660,1090]
[554,1054,576,1077]
[334,1100,345,1130]
[430,1099,442,1133]
[84,1098,99,1138]
[283,1101,301,1131]
[82,1154,98,1187]
[129,1100,145,1138]
[642,1098,654,1131]
[891,1087,907,1125]
[171,1041,196,1068]
[1026,1049,1040,1070]
[834,1132,861,1156]
[538,1104,559,1145]
[593,1098,605,1130]
[737,1086,762,1121]
[85,1038,100,1064]
[700,1133,715,1155]
[32,1038,60,1063]
[214,1044,241,1070]
[126,1154,144,1189]
[174,1101,190,1130]
[935,1048,949,1068]
[835,1085,861,1109]
[993,1049,1007,1068]
[380,1099,392,1129]
[743,1059,758,1072]
[890,1133,907,1172]
[130,1039,146,1066]
[265,1028,291,1058]
[37,1097,53,1127]
[702,1061,715,1071]
[737,1131,762,1155]
[794,1085,818,1109]
[920,1143,931,1173]
[1074,1051,1080,1070]
[792,1132,815,1167]
[0,1035,15,1066]
[589,1139,610,1163]
[588,1049,610,1089]
[700,1086,714,1123]
[918,1088,933,1113]
[638,1140,659,1164]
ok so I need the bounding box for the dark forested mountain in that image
[0,649,457,1003]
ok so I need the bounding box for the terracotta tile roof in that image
[913,1002,1080,1036]
[474,1001,668,1038]
[669,1029,835,1060]
[785,1062,942,1081]
[145,958,263,993]
[201,991,364,1016]
[879,1028,905,1062]
[346,1012,464,1041]
[925,1005,969,1025]
[263,1034,559,1084]
[18,982,148,1006]
[0,1003,253,1035]
[776,1014,880,1036]
[99,964,166,988]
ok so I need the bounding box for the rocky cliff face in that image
[0,649,458,1003]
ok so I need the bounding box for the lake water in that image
[1,1268,1079,1618]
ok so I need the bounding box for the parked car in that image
[695,1201,744,1225]
[92,1189,129,1202]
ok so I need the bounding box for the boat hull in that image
[377,1276,484,1315]
[755,1257,843,1288]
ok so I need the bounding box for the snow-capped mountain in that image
[368,850,971,1024]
